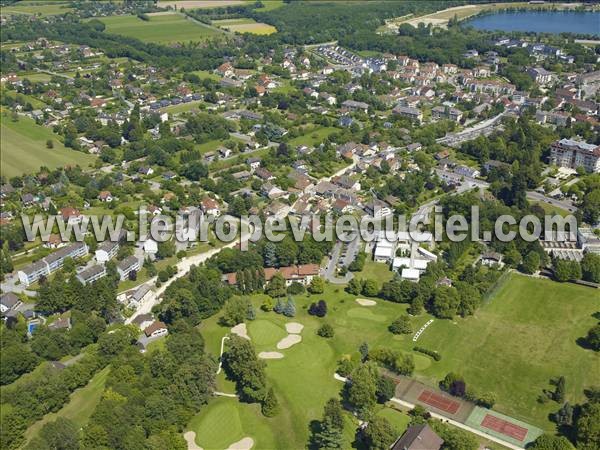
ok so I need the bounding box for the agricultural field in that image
[190,272,599,448]
[99,14,223,44]
[213,18,277,35]
[0,114,96,177]
[158,0,245,9]
[0,1,72,16]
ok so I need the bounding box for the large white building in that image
[550,139,600,173]
[18,242,88,286]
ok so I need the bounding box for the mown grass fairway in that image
[100,14,223,44]
[1,114,96,177]
[193,271,599,446]
[23,367,110,444]
[213,18,277,35]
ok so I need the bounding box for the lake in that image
[464,11,600,36]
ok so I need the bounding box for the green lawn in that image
[254,0,285,12]
[99,14,223,44]
[192,271,599,447]
[23,366,110,444]
[0,114,96,177]
[415,273,600,429]
[355,256,395,288]
[286,126,338,147]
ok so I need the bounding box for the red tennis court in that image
[481,414,528,441]
[418,390,460,414]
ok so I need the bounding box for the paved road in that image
[437,112,506,147]
[125,217,253,324]
[526,191,578,213]
[321,241,353,284]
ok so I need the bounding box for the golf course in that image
[189,272,599,448]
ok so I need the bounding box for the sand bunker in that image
[356,298,377,306]
[231,323,250,340]
[277,334,302,349]
[285,322,304,334]
[183,431,203,450]
[227,437,255,450]
[258,351,284,359]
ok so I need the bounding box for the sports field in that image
[213,18,277,35]
[99,14,223,44]
[1,114,96,177]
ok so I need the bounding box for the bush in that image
[337,358,356,377]
[389,316,412,335]
[317,323,334,338]
[348,251,366,272]
[308,300,327,317]
[413,346,441,361]
[287,281,305,295]
[261,298,273,312]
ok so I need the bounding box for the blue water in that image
[464,11,600,36]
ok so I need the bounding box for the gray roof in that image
[0,292,20,309]
[117,255,139,272]
[391,424,443,450]
[131,284,151,302]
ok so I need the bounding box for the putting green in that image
[248,319,287,349]
[346,307,387,322]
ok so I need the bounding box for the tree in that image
[308,276,325,294]
[431,286,460,319]
[553,402,574,427]
[266,273,286,298]
[308,300,327,317]
[46,139,54,149]
[521,251,540,274]
[317,323,334,338]
[389,316,412,335]
[362,279,379,297]
[554,376,566,403]
[581,253,600,283]
[582,324,600,351]
[361,416,397,450]
[529,434,574,450]
[157,240,176,259]
[554,259,581,282]
[440,373,466,397]
[223,335,266,403]
[220,297,250,326]
[359,342,369,362]
[273,297,284,314]
[283,297,296,317]
[346,278,363,295]
[376,376,395,403]
[313,399,344,449]
[347,363,378,416]
[576,401,600,449]
[27,418,80,450]
[262,388,279,417]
